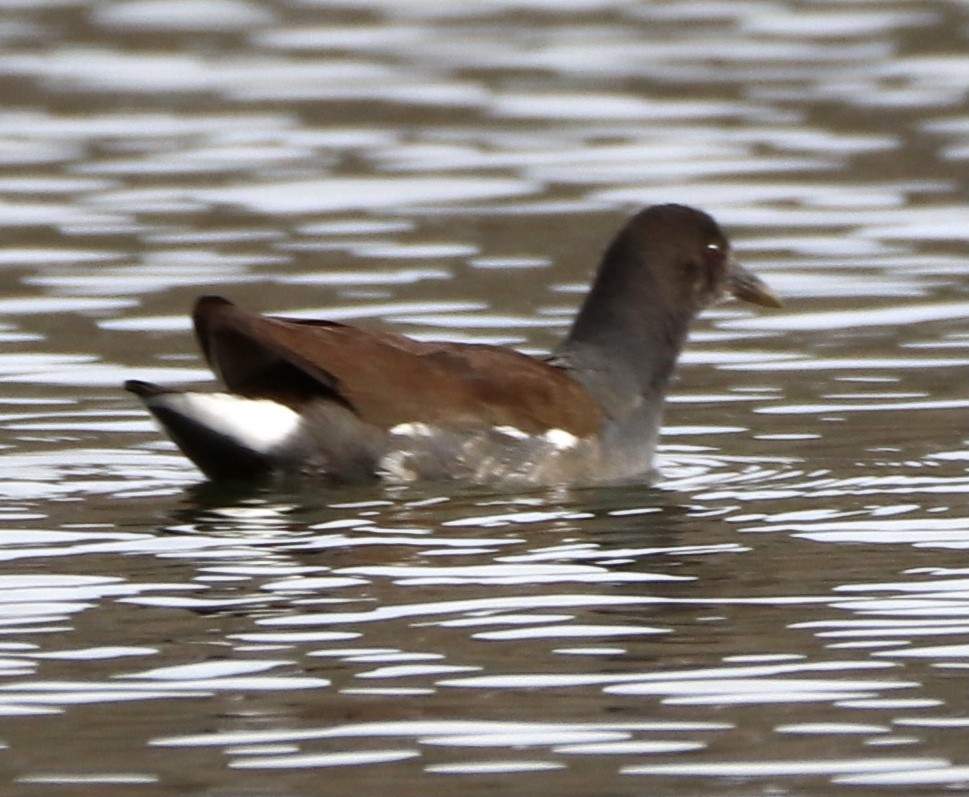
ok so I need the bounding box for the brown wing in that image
[193,296,604,437]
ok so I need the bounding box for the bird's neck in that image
[553,260,694,419]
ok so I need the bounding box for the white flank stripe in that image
[149,392,301,454]
[493,425,529,440]
[389,422,433,438]
[544,428,579,450]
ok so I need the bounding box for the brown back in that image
[193,297,604,437]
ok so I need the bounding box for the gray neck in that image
[553,244,693,420]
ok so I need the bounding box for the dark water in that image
[1,1,969,795]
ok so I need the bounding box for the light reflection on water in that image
[2,0,969,794]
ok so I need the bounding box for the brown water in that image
[1,1,969,795]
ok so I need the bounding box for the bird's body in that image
[126,204,780,487]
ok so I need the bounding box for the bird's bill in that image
[727,263,782,308]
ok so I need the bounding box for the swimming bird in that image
[125,204,780,486]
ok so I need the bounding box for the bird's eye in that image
[691,242,726,299]
[704,241,728,270]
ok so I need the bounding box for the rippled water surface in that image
[2,0,969,795]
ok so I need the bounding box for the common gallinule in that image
[126,204,780,486]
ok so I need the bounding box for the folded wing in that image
[193,296,604,437]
